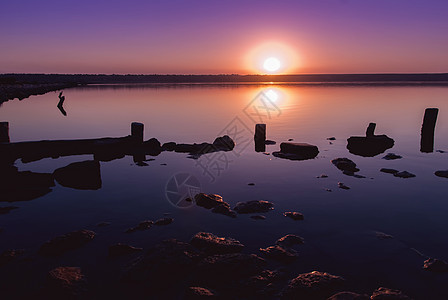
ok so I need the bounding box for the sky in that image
[1,0,448,74]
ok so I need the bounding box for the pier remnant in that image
[366,122,376,137]
[131,122,144,144]
[420,108,438,153]
[254,124,266,152]
[347,123,394,157]
[0,122,9,143]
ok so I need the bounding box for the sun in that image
[263,57,281,73]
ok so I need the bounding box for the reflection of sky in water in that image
[1,84,448,298]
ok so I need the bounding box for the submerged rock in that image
[190,232,244,254]
[338,182,350,190]
[44,267,87,298]
[234,200,274,214]
[195,193,228,209]
[435,170,448,178]
[53,160,102,190]
[328,291,369,300]
[126,220,153,233]
[259,245,298,263]
[283,212,304,221]
[393,171,416,178]
[39,230,95,256]
[380,168,399,174]
[273,142,319,160]
[370,287,411,300]
[423,258,448,272]
[382,153,402,160]
[332,158,359,173]
[154,217,174,226]
[211,204,237,218]
[282,271,345,299]
[108,243,143,257]
[185,286,216,299]
[276,234,304,248]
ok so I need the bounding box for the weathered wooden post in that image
[254,124,266,152]
[366,122,376,137]
[131,122,144,144]
[0,122,9,143]
[420,108,439,153]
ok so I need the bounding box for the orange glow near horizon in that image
[245,41,300,74]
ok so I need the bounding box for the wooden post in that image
[420,108,438,153]
[0,122,9,143]
[254,124,266,142]
[366,123,376,137]
[131,122,144,144]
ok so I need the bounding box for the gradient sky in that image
[1,0,447,74]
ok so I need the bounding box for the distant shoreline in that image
[1,73,448,103]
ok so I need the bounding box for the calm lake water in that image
[1,83,448,299]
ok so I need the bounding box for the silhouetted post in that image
[420,108,439,153]
[131,122,144,144]
[0,122,9,143]
[366,123,376,137]
[254,124,266,152]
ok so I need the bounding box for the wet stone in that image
[234,200,274,214]
[39,230,95,256]
[195,193,229,209]
[382,153,402,160]
[283,211,304,220]
[338,182,350,190]
[211,204,237,218]
[282,271,345,299]
[259,245,298,263]
[328,291,369,300]
[185,286,216,299]
[154,217,174,225]
[331,158,359,173]
[276,234,304,248]
[190,232,244,254]
[435,170,448,178]
[370,287,411,300]
[393,171,416,178]
[423,258,448,272]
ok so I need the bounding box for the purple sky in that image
[1,0,447,74]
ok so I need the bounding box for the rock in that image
[327,137,336,141]
[251,215,266,220]
[0,249,25,266]
[190,232,244,254]
[282,271,345,299]
[317,174,329,178]
[259,245,298,263]
[283,212,304,220]
[211,204,237,218]
[380,168,399,174]
[195,193,229,209]
[325,188,332,192]
[53,160,102,190]
[248,182,255,186]
[45,267,86,298]
[338,182,350,190]
[423,258,448,272]
[370,287,411,299]
[0,206,18,214]
[213,135,235,150]
[393,171,415,178]
[288,138,294,141]
[276,234,304,248]
[126,220,153,233]
[265,140,276,145]
[108,243,143,257]
[39,230,95,256]
[435,170,448,178]
[382,153,402,160]
[327,291,369,300]
[332,158,359,173]
[142,138,162,156]
[347,135,394,157]
[162,142,176,151]
[234,200,274,214]
[197,253,266,281]
[154,217,174,225]
[185,286,216,299]
[273,142,319,160]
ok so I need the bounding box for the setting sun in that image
[263,57,281,73]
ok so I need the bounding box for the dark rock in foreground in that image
[44,267,87,299]
[108,243,143,257]
[435,170,448,178]
[211,204,237,218]
[273,142,319,160]
[142,138,162,156]
[332,158,359,173]
[370,287,411,299]
[393,171,416,178]
[380,168,399,174]
[126,220,153,233]
[190,232,244,254]
[276,234,304,248]
[234,200,274,214]
[423,258,448,272]
[259,245,298,263]
[185,286,216,299]
[53,160,102,190]
[282,271,345,299]
[195,193,229,209]
[283,211,304,221]
[0,249,25,266]
[382,153,402,160]
[39,230,95,256]
[328,291,369,300]
[154,217,174,225]
[213,135,235,150]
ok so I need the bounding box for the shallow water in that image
[1,84,448,298]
